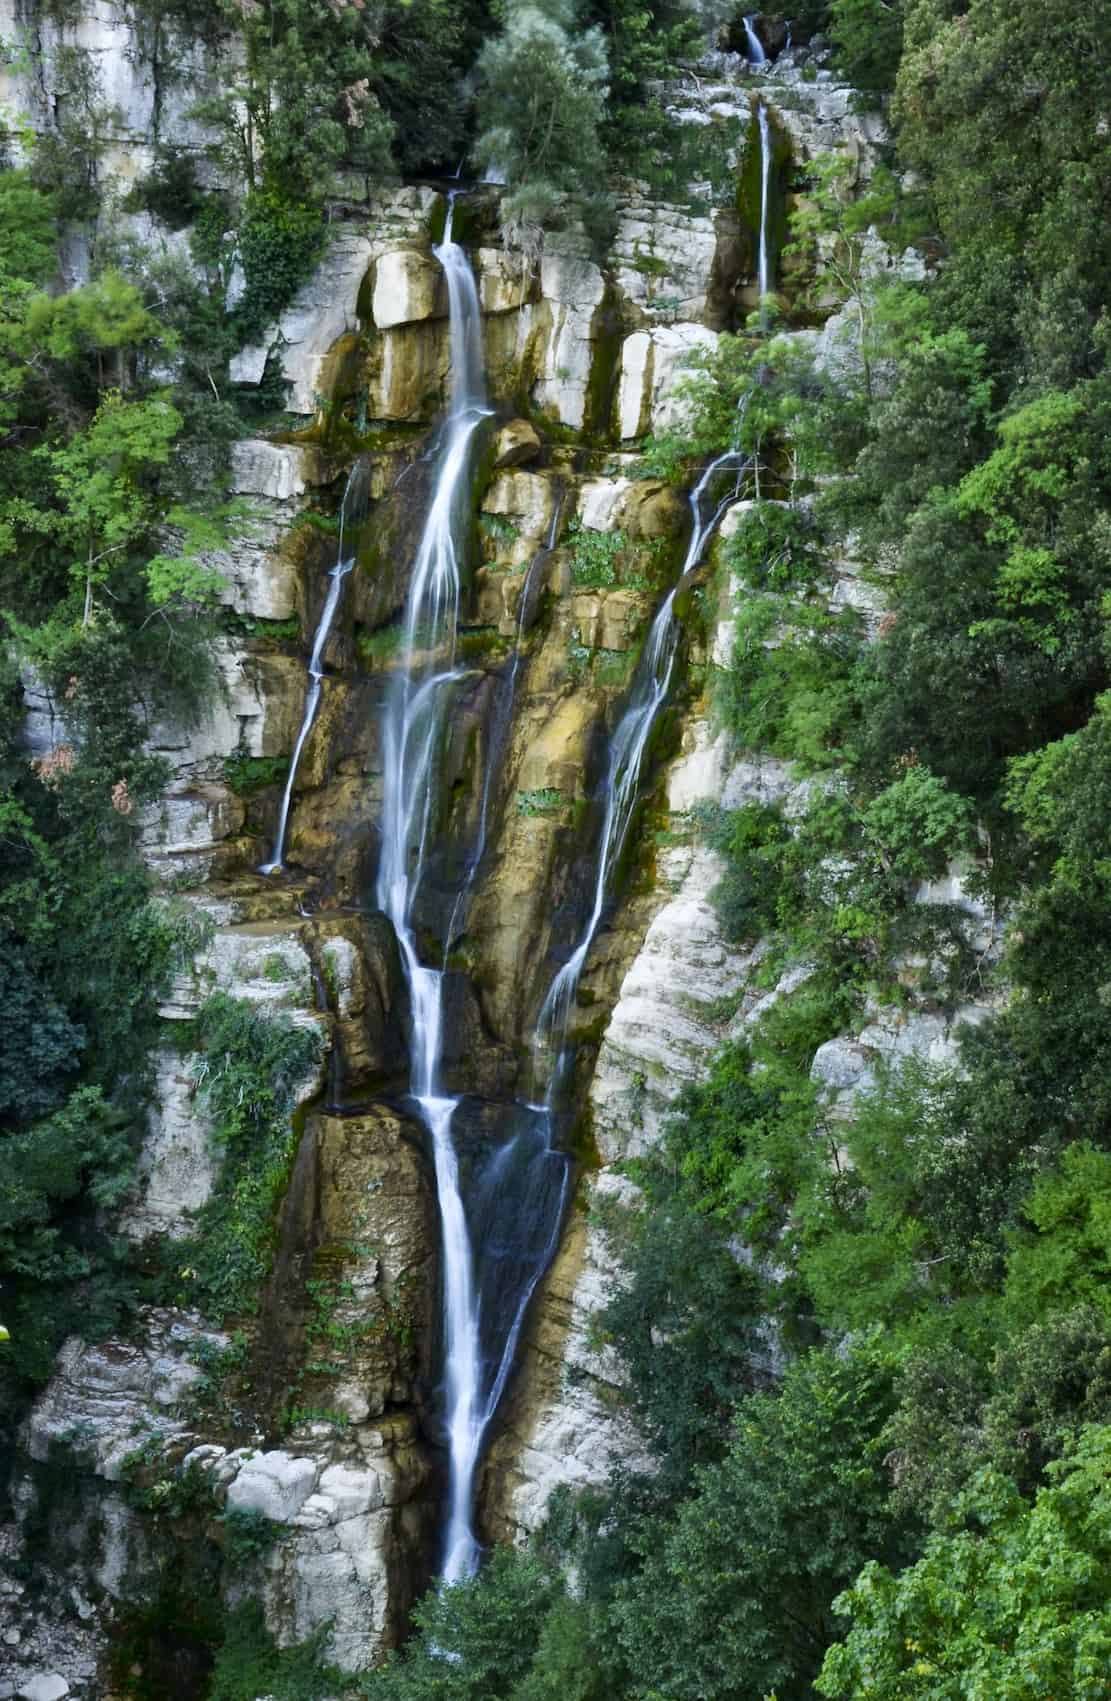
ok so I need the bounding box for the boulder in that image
[18,1677,70,1701]
[226,1451,317,1523]
[477,249,535,315]
[372,249,443,329]
[492,419,542,469]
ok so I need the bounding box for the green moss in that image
[224,754,290,796]
[517,787,567,817]
[458,625,511,661]
[221,612,302,645]
[594,648,637,690]
[356,622,405,666]
[154,997,322,1323]
[584,288,623,443]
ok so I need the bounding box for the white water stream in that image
[743,13,767,64]
[535,448,749,1076]
[375,198,495,1586]
[375,198,752,1591]
[260,460,370,874]
[756,100,773,306]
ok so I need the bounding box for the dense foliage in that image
[4,0,1111,1694]
[343,1,1111,1698]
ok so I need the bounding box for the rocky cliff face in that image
[0,17,959,1695]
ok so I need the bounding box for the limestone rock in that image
[372,249,443,329]
[481,471,555,566]
[120,1051,216,1242]
[233,227,376,415]
[147,642,304,783]
[24,1312,228,1480]
[18,1676,70,1701]
[159,920,321,1023]
[532,250,607,430]
[492,419,542,469]
[484,1173,649,1542]
[366,319,451,420]
[227,1451,318,1522]
[590,844,757,1161]
[576,477,684,540]
[478,249,536,315]
[617,322,719,440]
[611,195,719,325]
[517,692,597,796]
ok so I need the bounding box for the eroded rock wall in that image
[2,31,945,1696]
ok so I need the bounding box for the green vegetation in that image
[159,994,321,1320]
[338,2,1111,1695]
[516,787,566,816]
[6,0,1111,1694]
[567,521,626,588]
[223,753,290,795]
[473,0,610,257]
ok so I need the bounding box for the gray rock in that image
[226,1451,318,1523]
[18,1676,70,1701]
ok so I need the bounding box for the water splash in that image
[260,459,371,874]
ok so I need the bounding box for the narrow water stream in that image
[374,196,492,1585]
[535,448,749,1084]
[756,99,773,306]
[261,459,371,874]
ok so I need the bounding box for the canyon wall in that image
[0,16,974,1695]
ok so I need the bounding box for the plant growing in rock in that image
[473,0,611,259]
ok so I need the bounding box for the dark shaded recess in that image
[422,1093,571,1450]
[718,10,794,57]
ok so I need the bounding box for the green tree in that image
[817,1425,1111,1700]
[473,0,610,257]
[611,1349,908,1701]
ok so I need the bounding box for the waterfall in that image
[535,449,749,1077]
[743,14,767,65]
[446,489,566,955]
[375,196,494,1587]
[756,99,773,308]
[260,459,370,874]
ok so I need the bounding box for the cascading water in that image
[374,195,492,1586]
[756,99,773,308]
[743,13,767,65]
[535,447,750,1079]
[446,490,565,955]
[376,202,750,1594]
[260,459,370,874]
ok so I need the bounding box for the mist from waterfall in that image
[260,458,371,874]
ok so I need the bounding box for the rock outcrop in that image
[1,21,955,1692]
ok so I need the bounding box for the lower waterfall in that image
[374,196,491,1585]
